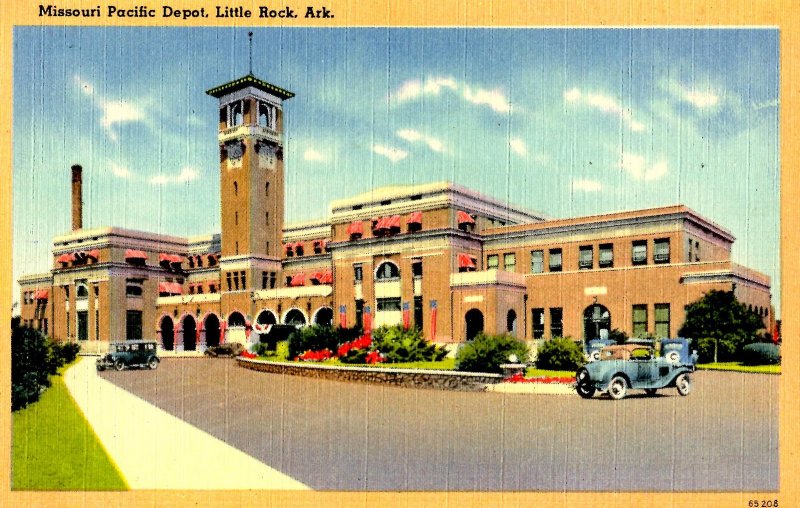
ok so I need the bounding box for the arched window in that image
[228,311,246,327]
[284,309,306,325]
[76,285,89,299]
[507,310,517,335]
[375,261,400,280]
[230,102,243,127]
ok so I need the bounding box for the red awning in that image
[458,253,477,269]
[386,215,401,228]
[457,211,475,225]
[289,273,305,287]
[56,253,73,263]
[159,253,182,264]
[170,255,183,265]
[407,211,422,224]
[319,270,333,284]
[346,221,363,235]
[158,282,182,295]
[125,249,147,260]
[87,249,100,260]
[34,290,49,300]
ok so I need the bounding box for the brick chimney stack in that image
[71,164,82,230]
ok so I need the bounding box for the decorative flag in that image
[339,304,347,328]
[219,321,227,344]
[196,320,203,342]
[245,319,252,340]
[363,305,372,340]
[773,322,780,345]
[430,300,438,340]
[402,301,410,330]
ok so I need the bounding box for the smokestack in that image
[71,164,82,230]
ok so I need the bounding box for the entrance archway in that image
[583,304,611,340]
[284,308,307,325]
[160,316,174,351]
[506,310,517,336]
[183,315,197,351]
[313,307,334,326]
[465,309,484,341]
[204,314,221,348]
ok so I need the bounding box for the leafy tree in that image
[455,333,530,374]
[536,337,586,371]
[678,290,764,363]
[12,320,54,410]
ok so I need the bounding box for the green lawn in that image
[524,368,576,378]
[12,362,129,490]
[697,362,781,374]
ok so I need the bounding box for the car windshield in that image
[662,343,683,353]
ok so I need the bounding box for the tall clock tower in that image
[206,74,293,307]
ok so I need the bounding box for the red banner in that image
[402,301,410,330]
[430,300,438,340]
[363,306,372,340]
[339,305,347,328]
[219,321,227,344]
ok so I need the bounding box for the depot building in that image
[17,72,774,354]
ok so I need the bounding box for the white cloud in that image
[109,161,132,179]
[150,166,199,185]
[664,79,720,109]
[373,144,408,163]
[753,99,779,111]
[74,74,149,142]
[564,87,646,132]
[389,76,511,114]
[618,152,668,182]
[509,138,527,157]
[303,147,326,162]
[462,86,512,113]
[397,129,445,153]
[572,179,603,192]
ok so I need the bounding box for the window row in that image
[631,303,671,338]
[225,270,248,291]
[222,99,278,130]
[489,238,673,274]
[353,260,423,283]
[284,240,331,257]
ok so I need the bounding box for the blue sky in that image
[12,27,780,314]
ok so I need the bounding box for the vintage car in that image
[575,338,697,400]
[584,339,615,362]
[96,340,160,371]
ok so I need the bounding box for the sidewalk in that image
[63,357,309,490]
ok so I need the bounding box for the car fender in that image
[600,372,631,391]
[666,367,693,387]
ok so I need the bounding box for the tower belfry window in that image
[258,102,276,129]
[229,101,244,127]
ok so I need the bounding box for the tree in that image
[678,290,764,363]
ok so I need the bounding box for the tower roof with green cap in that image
[205,74,294,99]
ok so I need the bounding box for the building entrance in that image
[583,304,611,340]
[465,309,484,341]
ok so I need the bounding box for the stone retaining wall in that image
[236,358,503,391]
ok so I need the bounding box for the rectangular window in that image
[654,304,670,338]
[532,308,545,339]
[411,260,423,278]
[126,310,143,341]
[353,264,363,283]
[240,270,247,289]
[262,271,269,290]
[654,238,670,264]
[599,243,613,268]
[414,296,423,330]
[233,271,240,290]
[549,249,563,272]
[549,308,563,338]
[265,212,269,226]
[579,245,593,269]
[376,297,402,312]
[487,254,499,270]
[270,272,277,289]
[503,253,516,272]
[632,240,647,266]
[687,238,694,262]
[695,241,700,261]
[530,250,544,273]
[632,304,648,337]
[196,285,204,294]
[226,272,233,291]
[355,299,364,328]
[77,311,88,341]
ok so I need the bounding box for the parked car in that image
[96,340,160,371]
[575,338,697,400]
[584,339,615,362]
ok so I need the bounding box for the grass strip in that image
[12,361,129,490]
[696,362,780,374]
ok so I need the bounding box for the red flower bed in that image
[239,350,257,359]
[337,335,372,357]
[296,348,334,362]
[365,350,385,364]
[505,373,575,384]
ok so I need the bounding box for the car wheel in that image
[575,369,596,399]
[675,373,691,396]
[148,357,159,370]
[607,376,627,400]
[644,388,658,396]
[96,365,105,372]
[114,359,125,371]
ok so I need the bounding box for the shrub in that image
[455,333,530,374]
[536,337,586,371]
[12,320,53,410]
[740,343,781,365]
[371,325,448,363]
[287,325,339,360]
[204,342,244,357]
[339,346,370,364]
[695,335,740,363]
[254,340,290,360]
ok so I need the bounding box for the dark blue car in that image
[575,338,697,400]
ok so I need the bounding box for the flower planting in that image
[505,372,575,384]
[297,348,334,362]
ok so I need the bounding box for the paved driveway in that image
[100,358,779,491]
